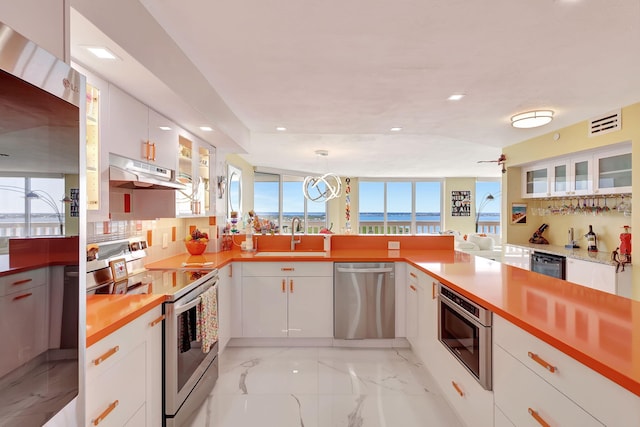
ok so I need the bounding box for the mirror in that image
[227,164,242,217]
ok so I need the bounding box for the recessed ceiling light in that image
[511,110,554,128]
[448,94,465,101]
[200,126,213,131]
[85,46,118,60]
[276,126,287,131]
[390,127,402,132]
[158,126,172,131]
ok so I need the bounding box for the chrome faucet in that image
[291,216,301,250]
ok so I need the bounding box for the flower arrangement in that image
[185,229,209,255]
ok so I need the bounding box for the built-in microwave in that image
[438,283,493,390]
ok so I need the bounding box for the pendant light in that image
[303,150,341,202]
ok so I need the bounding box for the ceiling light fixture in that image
[199,126,213,131]
[85,46,118,60]
[303,150,341,202]
[159,126,172,131]
[448,94,465,101]
[276,126,287,131]
[390,127,402,132]
[511,110,554,129]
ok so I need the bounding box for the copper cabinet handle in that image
[290,279,294,293]
[528,351,557,373]
[432,282,437,299]
[92,346,119,366]
[281,267,295,271]
[150,314,165,327]
[282,279,286,293]
[229,264,233,277]
[528,407,550,427]
[451,381,464,397]
[144,141,151,159]
[409,285,417,292]
[13,293,32,301]
[409,272,417,279]
[150,142,156,161]
[12,278,33,286]
[92,400,119,425]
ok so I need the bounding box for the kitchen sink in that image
[254,251,328,257]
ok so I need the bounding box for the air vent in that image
[588,109,621,137]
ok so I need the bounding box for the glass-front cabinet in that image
[522,165,549,198]
[594,147,632,194]
[550,156,592,197]
[176,135,214,216]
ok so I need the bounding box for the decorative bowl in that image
[185,240,208,255]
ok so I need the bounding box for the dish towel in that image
[196,286,218,354]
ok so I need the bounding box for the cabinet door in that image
[242,276,288,337]
[570,156,592,195]
[148,109,179,170]
[107,85,150,163]
[566,258,616,294]
[146,307,163,427]
[288,276,333,337]
[217,264,232,352]
[0,285,48,377]
[405,273,419,349]
[420,274,439,353]
[521,165,549,198]
[594,148,632,194]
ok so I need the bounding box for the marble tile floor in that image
[185,346,463,427]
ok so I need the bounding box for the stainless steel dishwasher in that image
[334,263,395,339]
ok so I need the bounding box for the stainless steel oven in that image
[164,270,219,427]
[438,283,492,390]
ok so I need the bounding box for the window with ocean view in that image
[359,180,442,235]
[475,180,501,234]
[254,172,327,234]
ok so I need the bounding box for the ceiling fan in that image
[477,153,507,173]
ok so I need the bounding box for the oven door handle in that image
[173,282,217,316]
[440,295,484,327]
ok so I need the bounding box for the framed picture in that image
[451,190,471,216]
[112,280,128,294]
[109,258,128,282]
[511,203,527,224]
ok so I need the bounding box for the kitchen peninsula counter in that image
[508,241,620,265]
[147,246,639,397]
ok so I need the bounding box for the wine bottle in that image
[586,225,598,252]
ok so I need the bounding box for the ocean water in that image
[258,212,500,222]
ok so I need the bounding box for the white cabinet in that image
[241,262,333,338]
[550,155,592,197]
[0,268,48,377]
[406,265,439,363]
[86,305,163,427]
[405,267,419,350]
[176,133,216,217]
[430,334,494,427]
[522,164,550,198]
[217,263,232,352]
[566,257,631,296]
[493,314,640,427]
[593,145,632,195]
[0,2,65,60]
[107,85,176,171]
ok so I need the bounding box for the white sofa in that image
[443,231,503,261]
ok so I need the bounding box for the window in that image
[0,176,67,252]
[359,180,442,235]
[475,180,501,234]
[253,171,327,234]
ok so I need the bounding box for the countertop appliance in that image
[85,239,219,427]
[334,262,395,339]
[0,21,83,426]
[530,251,566,280]
[438,283,492,390]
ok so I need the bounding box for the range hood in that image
[109,153,187,190]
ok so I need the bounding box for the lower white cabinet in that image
[241,262,333,338]
[86,305,163,427]
[406,265,438,363]
[217,263,232,352]
[430,338,494,427]
[566,257,632,297]
[493,314,640,427]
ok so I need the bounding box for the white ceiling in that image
[71,0,640,178]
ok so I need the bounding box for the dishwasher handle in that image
[336,267,394,273]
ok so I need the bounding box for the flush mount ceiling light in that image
[158,126,172,131]
[276,126,287,131]
[390,127,402,132]
[303,150,341,202]
[199,126,213,131]
[511,110,554,128]
[448,94,465,101]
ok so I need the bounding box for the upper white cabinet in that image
[107,85,177,171]
[550,155,592,197]
[593,146,632,195]
[521,143,631,198]
[522,164,550,198]
[176,134,215,217]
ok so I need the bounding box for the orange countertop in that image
[145,247,640,396]
[86,294,165,347]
